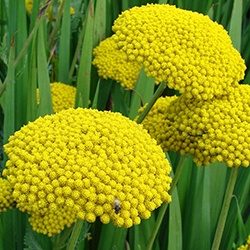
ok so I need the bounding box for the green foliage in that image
[0,0,249,249]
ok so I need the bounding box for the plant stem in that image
[136,82,166,124]
[66,220,84,250]
[146,155,187,250]
[211,167,238,250]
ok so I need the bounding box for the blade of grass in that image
[75,0,94,108]
[15,0,28,129]
[209,163,228,235]
[128,68,155,120]
[146,155,188,250]
[49,0,65,48]
[69,12,86,83]
[37,17,52,116]
[58,0,71,83]
[168,187,182,250]
[96,79,113,111]
[26,31,38,122]
[91,79,100,109]
[229,0,243,51]
[29,0,40,30]
[212,168,238,250]
[186,166,211,250]
[98,224,127,250]
[220,0,234,28]
[94,0,106,47]
[234,195,247,243]
[111,84,131,116]
[176,155,193,214]
[220,167,250,249]
[2,37,15,143]
[136,82,165,124]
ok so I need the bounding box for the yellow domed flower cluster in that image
[0,178,14,212]
[3,108,172,236]
[237,235,250,250]
[139,96,177,149]
[94,4,245,98]
[50,82,76,113]
[142,85,250,168]
[93,36,141,89]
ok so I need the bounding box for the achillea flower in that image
[0,178,14,212]
[142,85,250,167]
[139,96,178,150]
[50,82,76,113]
[93,36,141,89]
[237,235,250,250]
[3,108,172,236]
[111,4,245,98]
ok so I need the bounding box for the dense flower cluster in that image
[94,4,245,98]
[3,108,172,236]
[142,85,250,167]
[50,82,76,113]
[93,36,141,89]
[138,96,177,149]
[237,235,250,250]
[0,178,14,212]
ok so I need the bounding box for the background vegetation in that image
[0,0,249,249]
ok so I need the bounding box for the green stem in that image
[68,14,85,82]
[136,82,166,124]
[66,220,84,250]
[13,17,43,68]
[146,155,187,250]
[211,167,238,250]
[48,0,65,48]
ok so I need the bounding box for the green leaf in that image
[229,0,243,51]
[94,0,106,47]
[111,84,131,116]
[75,0,94,108]
[184,166,211,250]
[98,224,127,250]
[2,38,15,143]
[96,79,113,111]
[128,68,155,120]
[58,0,71,83]
[37,18,52,116]
[168,188,182,250]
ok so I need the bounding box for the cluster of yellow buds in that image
[93,4,245,99]
[2,108,172,236]
[142,84,250,168]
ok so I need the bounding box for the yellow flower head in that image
[112,4,246,98]
[0,178,14,212]
[139,95,178,150]
[50,82,76,113]
[142,84,250,168]
[93,36,141,89]
[237,235,250,250]
[3,108,172,236]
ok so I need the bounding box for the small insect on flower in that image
[114,198,121,214]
